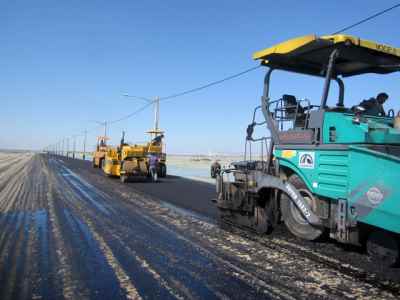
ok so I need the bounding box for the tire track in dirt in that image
[0,153,40,300]
[0,153,34,212]
[51,160,208,299]
[0,154,92,299]
[46,157,141,299]
[50,158,344,298]
[51,158,274,299]
[59,156,400,300]
[0,154,60,299]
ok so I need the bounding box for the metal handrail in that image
[267,97,313,130]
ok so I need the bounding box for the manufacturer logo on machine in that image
[299,152,315,169]
[375,43,398,55]
[285,183,311,219]
[366,187,384,206]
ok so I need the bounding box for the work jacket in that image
[359,98,385,117]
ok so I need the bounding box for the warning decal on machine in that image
[299,152,315,169]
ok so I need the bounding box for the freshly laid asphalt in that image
[0,153,399,300]
[66,156,218,219]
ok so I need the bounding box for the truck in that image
[214,34,400,265]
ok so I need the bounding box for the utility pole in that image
[66,138,70,158]
[122,94,160,134]
[73,136,76,159]
[154,96,160,131]
[83,130,87,160]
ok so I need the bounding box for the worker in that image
[210,161,221,178]
[148,153,159,181]
[357,92,388,117]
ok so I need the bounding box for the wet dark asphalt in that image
[63,156,219,219]
[0,153,399,300]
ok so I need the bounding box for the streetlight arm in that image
[122,94,153,103]
[122,94,160,132]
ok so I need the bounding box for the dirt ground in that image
[0,152,399,299]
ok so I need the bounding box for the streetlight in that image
[122,94,160,132]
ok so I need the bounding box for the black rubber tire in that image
[367,230,399,267]
[157,164,166,178]
[92,158,97,168]
[281,174,324,241]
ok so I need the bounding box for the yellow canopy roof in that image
[253,34,400,77]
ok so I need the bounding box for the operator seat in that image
[282,94,306,128]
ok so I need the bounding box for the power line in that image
[157,3,400,104]
[159,65,261,101]
[47,3,400,150]
[105,65,261,127]
[157,3,400,103]
[145,4,400,105]
[108,101,154,125]
[332,3,400,34]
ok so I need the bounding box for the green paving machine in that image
[215,34,400,265]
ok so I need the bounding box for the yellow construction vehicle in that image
[92,136,109,168]
[102,131,166,182]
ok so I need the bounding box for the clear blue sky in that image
[1,1,399,153]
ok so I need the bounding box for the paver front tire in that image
[281,174,324,241]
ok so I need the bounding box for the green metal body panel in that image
[273,111,400,235]
[274,149,349,199]
[347,146,400,234]
[322,112,400,145]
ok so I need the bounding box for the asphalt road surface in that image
[0,153,399,299]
